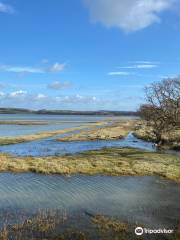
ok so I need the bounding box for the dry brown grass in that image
[0,120,49,125]
[0,210,141,240]
[0,147,179,181]
[0,121,107,146]
[134,121,180,150]
[92,215,128,233]
[57,120,136,142]
[0,210,179,240]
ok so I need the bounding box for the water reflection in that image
[0,133,155,156]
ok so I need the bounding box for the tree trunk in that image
[154,131,163,147]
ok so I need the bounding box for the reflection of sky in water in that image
[0,123,85,137]
[0,114,135,136]
[0,133,155,156]
[0,174,179,228]
[0,114,109,137]
[0,114,134,121]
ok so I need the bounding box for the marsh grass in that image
[0,121,107,145]
[0,147,179,181]
[0,211,179,240]
[0,210,67,240]
[0,121,49,125]
[57,120,136,142]
[0,210,143,240]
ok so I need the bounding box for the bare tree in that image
[139,77,180,145]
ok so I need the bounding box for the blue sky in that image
[0,0,180,111]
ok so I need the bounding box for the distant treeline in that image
[0,108,139,116]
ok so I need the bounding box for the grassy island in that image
[0,147,179,181]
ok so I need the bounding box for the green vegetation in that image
[0,147,179,181]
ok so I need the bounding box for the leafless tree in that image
[139,77,180,145]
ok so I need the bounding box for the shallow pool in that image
[0,173,179,228]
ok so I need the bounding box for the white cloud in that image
[120,64,158,69]
[0,62,66,74]
[108,71,132,76]
[48,63,66,73]
[0,2,14,14]
[159,74,179,79]
[0,65,44,74]
[55,94,98,104]
[35,94,47,100]
[9,90,27,97]
[84,0,175,32]
[0,91,101,109]
[48,81,71,90]
[132,61,159,64]
[0,91,5,97]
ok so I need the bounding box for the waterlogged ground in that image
[0,114,156,156]
[0,114,113,137]
[0,174,179,229]
[0,114,179,239]
[0,132,155,156]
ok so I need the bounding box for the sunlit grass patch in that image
[0,147,179,181]
[57,120,137,142]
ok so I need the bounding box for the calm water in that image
[0,133,155,156]
[0,115,179,234]
[0,114,179,156]
[0,114,119,137]
[0,173,179,228]
[0,114,117,121]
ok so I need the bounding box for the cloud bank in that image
[0,91,99,108]
[84,0,175,32]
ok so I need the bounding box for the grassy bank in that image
[134,121,180,150]
[0,121,107,146]
[57,120,136,141]
[0,147,179,181]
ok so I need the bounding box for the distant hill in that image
[0,108,139,116]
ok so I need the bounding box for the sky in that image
[0,0,180,111]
